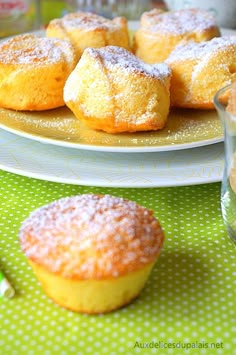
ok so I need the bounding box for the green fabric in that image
[0,170,235,355]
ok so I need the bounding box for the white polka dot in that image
[0,174,234,354]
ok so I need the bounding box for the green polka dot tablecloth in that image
[0,170,235,355]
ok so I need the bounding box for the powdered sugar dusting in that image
[88,46,171,80]
[55,11,122,31]
[0,34,74,66]
[142,8,218,36]
[166,36,236,63]
[19,194,164,279]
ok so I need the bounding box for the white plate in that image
[0,129,223,187]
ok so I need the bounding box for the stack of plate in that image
[0,105,224,187]
[1,25,233,188]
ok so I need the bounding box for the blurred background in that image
[0,0,167,37]
[2,0,234,38]
[40,0,166,25]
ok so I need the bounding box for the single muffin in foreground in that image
[46,11,130,60]
[0,34,76,111]
[134,8,220,63]
[19,194,164,314]
[64,45,171,133]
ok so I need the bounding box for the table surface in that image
[0,2,235,354]
[0,169,235,355]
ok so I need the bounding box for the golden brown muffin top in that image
[166,36,236,63]
[19,194,164,280]
[49,11,127,31]
[0,34,75,67]
[83,46,171,80]
[140,8,219,35]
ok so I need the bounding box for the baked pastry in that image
[134,8,221,63]
[64,45,171,133]
[165,36,236,109]
[46,11,130,60]
[19,194,164,314]
[0,34,76,111]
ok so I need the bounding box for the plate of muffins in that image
[0,8,234,185]
[1,8,235,152]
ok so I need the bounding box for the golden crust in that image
[19,194,164,280]
[64,45,171,133]
[166,36,236,109]
[134,8,221,63]
[28,260,156,314]
[46,11,131,60]
[0,34,76,111]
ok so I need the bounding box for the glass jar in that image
[214,84,236,243]
[66,0,152,20]
[0,0,40,38]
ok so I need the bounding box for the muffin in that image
[165,36,236,109]
[0,34,76,111]
[64,45,171,133]
[19,194,164,314]
[46,11,130,60]
[134,8,221,63]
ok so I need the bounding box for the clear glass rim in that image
[213,83,232,113]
